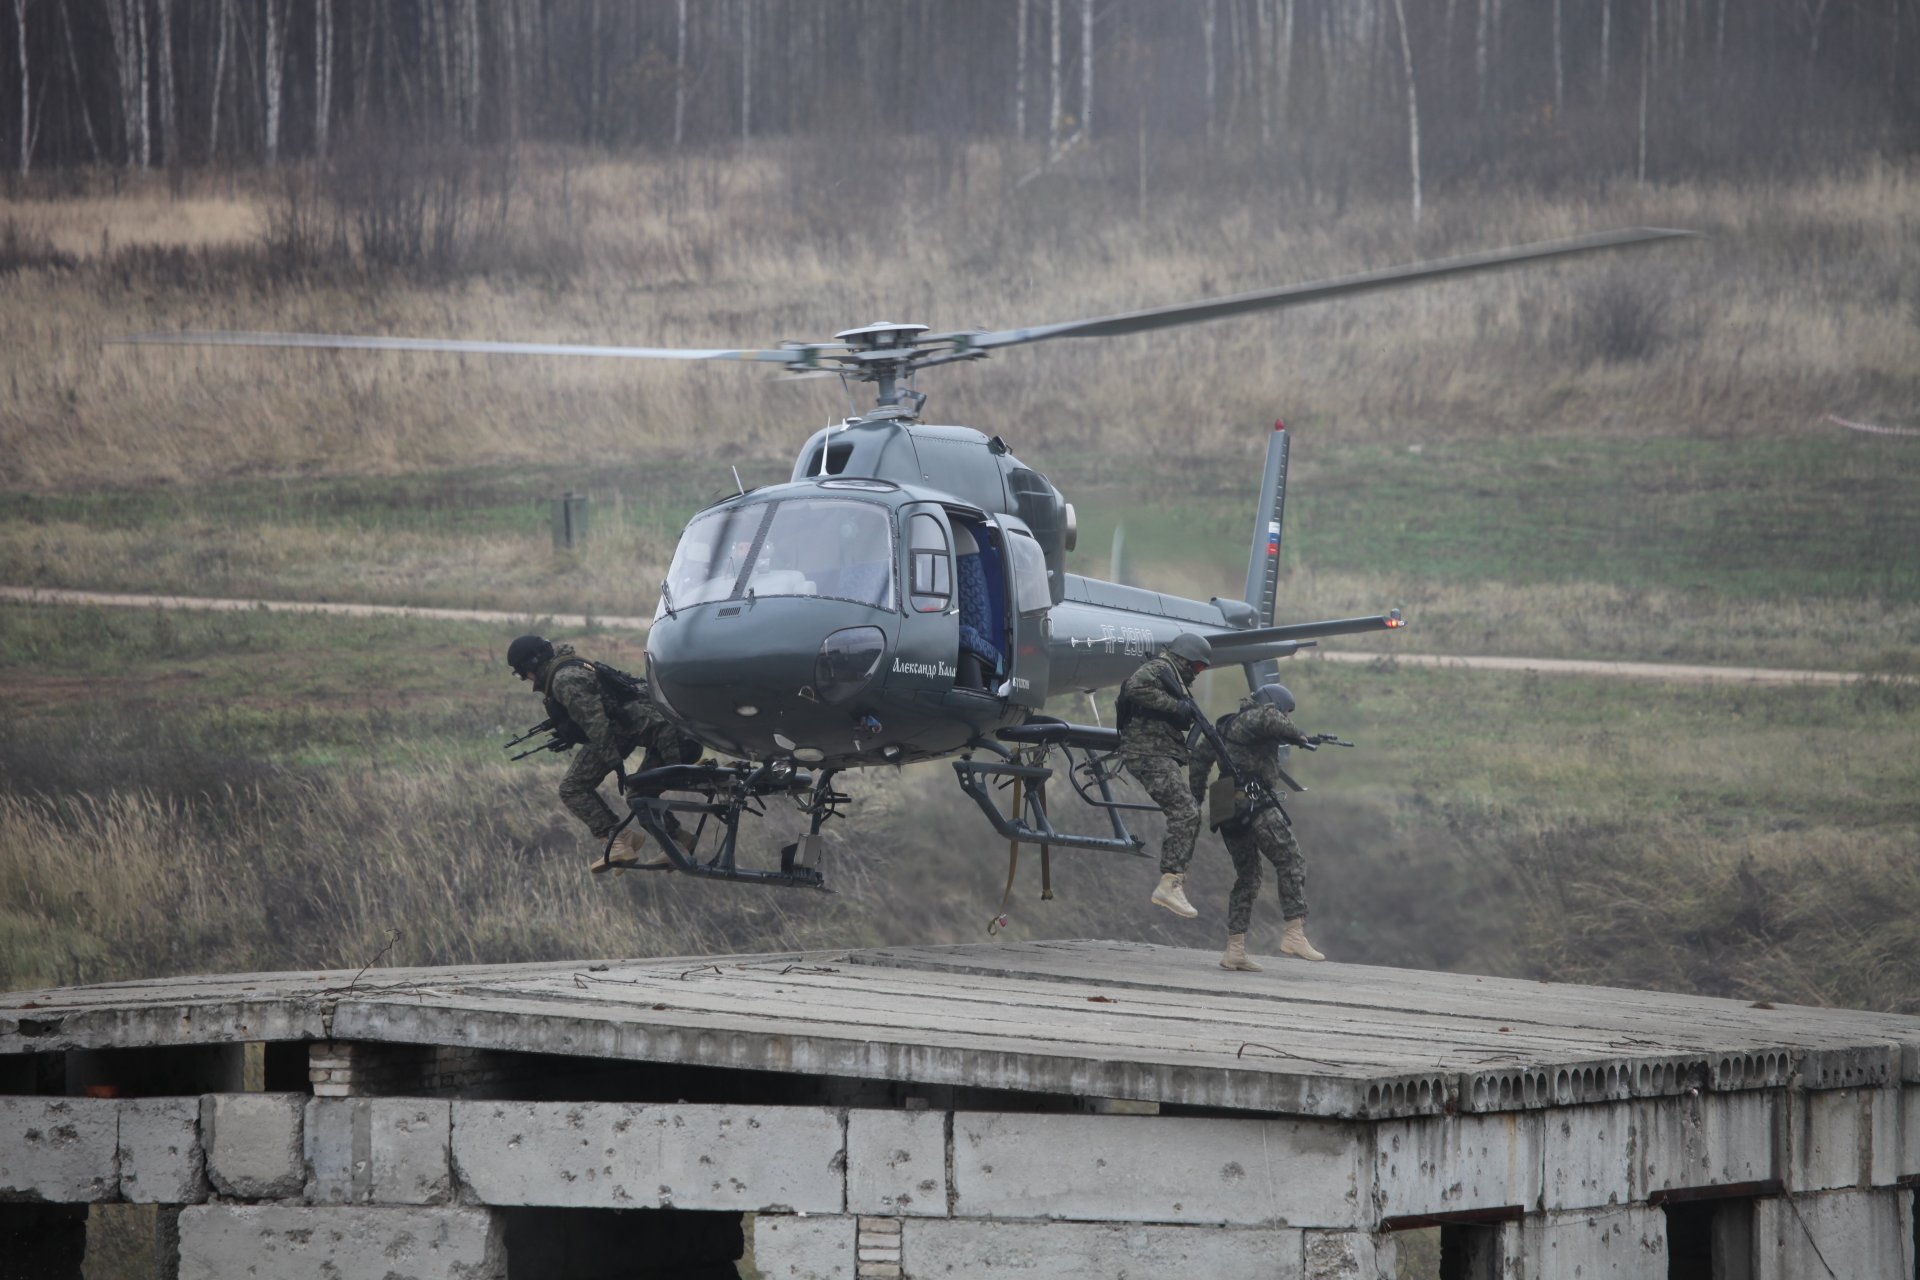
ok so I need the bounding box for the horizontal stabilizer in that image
[1207,610,1403,656]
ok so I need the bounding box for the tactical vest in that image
[541,657,646,747]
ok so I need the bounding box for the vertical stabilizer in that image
[1239,421,1291,693]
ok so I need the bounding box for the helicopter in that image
[119,226,1694,892]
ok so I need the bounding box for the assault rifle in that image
[503,717,585,761]
[1147,668,1354,830]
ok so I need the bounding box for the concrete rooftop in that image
[4,940,1916,1120]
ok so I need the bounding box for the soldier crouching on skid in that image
[1188,683,1325,970]
[1116,633,1214,919]
[507,634,695,874]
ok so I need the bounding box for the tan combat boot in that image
[1220,934,1262,971]
[590,828,670,874]
[1279,917,1325,961]
[1151,872,1198,919]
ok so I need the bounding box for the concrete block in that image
[754,1213,858,1280]
[178,1204,505,1280]
[904,1218,1304,1279]
[1787,1087,1881,1192]
[1753,1188,1914,1280]
[846,1109,945,1217]
[952,1112,1367,1228]
[1904,1086,1920,1178]
[1372,1111,1542,1221]
[1303,1229,1392,1279]
[305,1097,451,1205]
[0,1097,117,1203]
[1516,1206,1668,1278]
[1868,1086,1903,1187]
[1545,1103,1634,1211]
[1633,1090,1777,1198]
[119,1097,206,1204]
[202,1093,305,1200]
[451,1101,843,1211]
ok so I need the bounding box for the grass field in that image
[2,603,1915,1017]
[2,149,1917,1028]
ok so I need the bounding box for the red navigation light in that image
[1274,420,1287,432]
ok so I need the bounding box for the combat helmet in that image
[1252,683,1296,714]
[1166,633,1213,668]
[507,634,555,678]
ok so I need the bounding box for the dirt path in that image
[0,585,1882,686]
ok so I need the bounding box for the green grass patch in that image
[1062,433,1920,602]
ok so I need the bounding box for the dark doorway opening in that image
[502,1206,744,1280]
[1660,1194,1756,1280]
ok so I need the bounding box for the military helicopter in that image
[121,227,1692,891]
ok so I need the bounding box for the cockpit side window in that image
[908,514,952,613]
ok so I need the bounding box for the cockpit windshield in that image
[660,497,894,617]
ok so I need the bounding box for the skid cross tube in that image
[623,761,832,890]
[953,742,1149,857]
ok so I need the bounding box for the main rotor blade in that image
[953,227,1697,351]
[107,330,816,365]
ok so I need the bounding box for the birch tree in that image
[672,0,687,146]
[263,0,286,163]
[1015,0,1027,140]
[208,0,228,157]
[1048,0,1061,156]
[12,0,28,174]
[59,0,100,163]
[740,0,752,142]
[1390,0,1421,223]
[313,0,333,155]
[155,0,175,166]
[1078,0,1091,142]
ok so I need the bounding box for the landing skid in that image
[953,718,1153,858]
[614,761,846,891]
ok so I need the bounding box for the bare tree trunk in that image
[1048,0,1061,156]
[314,0,332,155]
[12,0,27,175]
[60,0,101,163]
[1553,0,1563,113]
[672,0,687,146]
[1278,0,1293,148]
[460,0,479,141]
[156,0,177,166]
[1637,0,1650,182]
[1474,0,1488,115]
[208,0,228,157]
[133,0,149,167]
[1200,0,1215,145]
[1078,0,1092,142]
[1015,0,1027,139]
[263,0,284,163]
[1390,0,1420,224]
[1600,0,1612,102]
[1256,0,1273,146]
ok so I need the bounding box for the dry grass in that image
[2,153,1916,489]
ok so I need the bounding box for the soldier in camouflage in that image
[507,634,697,874]
[1188,682,1326,970]
[1116,633,1212,919]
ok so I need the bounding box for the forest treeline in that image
[3,0,1916,201]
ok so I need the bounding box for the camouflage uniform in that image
[534,643,693,841]
[1189,697,1314,934]
[1117,652,1202,876]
